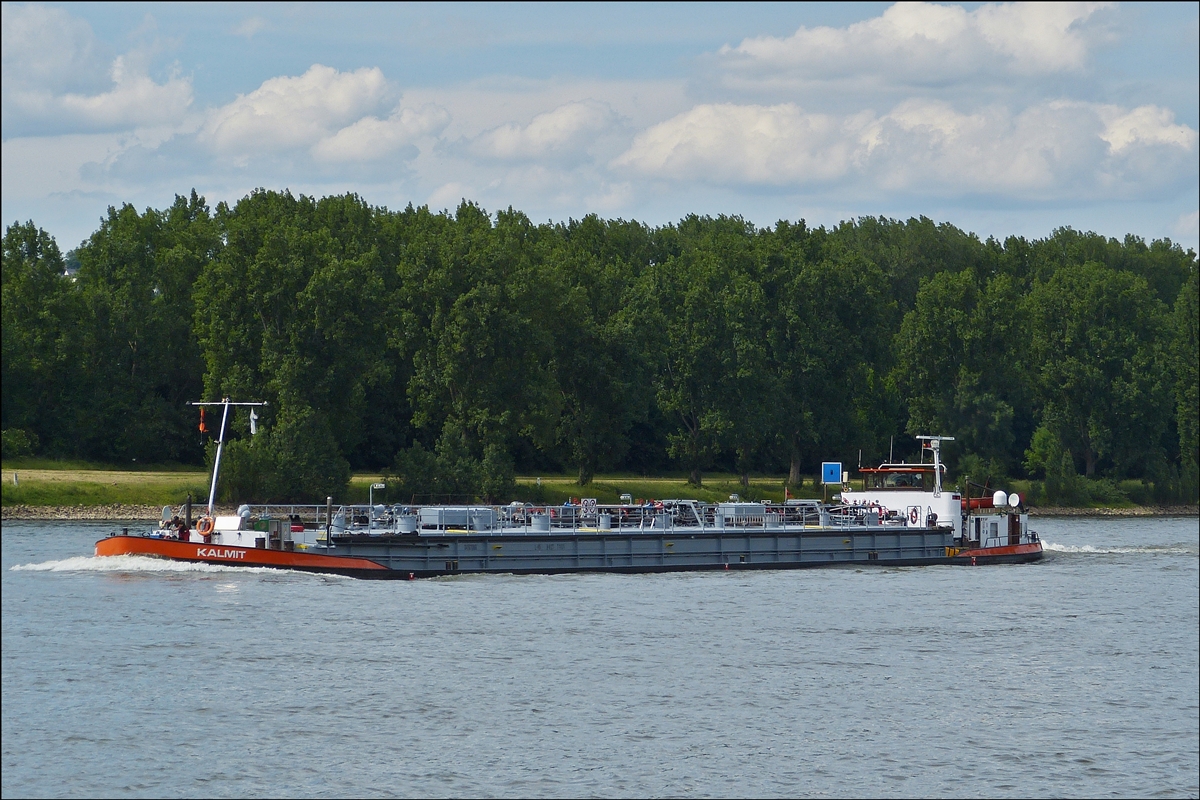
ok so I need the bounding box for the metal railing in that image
[222,498,915,536]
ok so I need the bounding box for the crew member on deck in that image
[172,516,188,540]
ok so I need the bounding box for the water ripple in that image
[2,516,1197,798]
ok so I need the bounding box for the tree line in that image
[3,190,1197,504]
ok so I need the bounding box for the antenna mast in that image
[190,398,267,516]
[915,435,955,497]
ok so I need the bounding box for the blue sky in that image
[3,1,1197,252]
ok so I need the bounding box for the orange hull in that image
[953,541,1043,562]
[94,535,389,574]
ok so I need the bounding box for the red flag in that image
[199,408,208,434]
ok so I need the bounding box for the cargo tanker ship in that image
[96,401,1041,577]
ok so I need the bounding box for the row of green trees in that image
[3,190,1197,504]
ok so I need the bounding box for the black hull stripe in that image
[181,551,1043,579]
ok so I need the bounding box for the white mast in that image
[915,435,955,497]
[190,398,267,516]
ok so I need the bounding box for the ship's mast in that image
[915,435,954,497]
[190,398,267,516]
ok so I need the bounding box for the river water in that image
[3,516,1197,798]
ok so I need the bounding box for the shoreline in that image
[2,503,1196,521]
[1026,505,1197,518]
[2,504,240,521]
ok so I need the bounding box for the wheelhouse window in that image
[865,471,927,489]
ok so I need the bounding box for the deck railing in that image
[214,498,916,535]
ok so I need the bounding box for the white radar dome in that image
[992,490,1008,508]
[1008,493,1021,508]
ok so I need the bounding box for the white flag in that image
[250,409,258,435]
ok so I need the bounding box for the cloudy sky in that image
[2,1,1197,252]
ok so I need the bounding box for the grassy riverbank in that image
[3,460,1195,517]
[1,461,811,508]
[2,466,210,507]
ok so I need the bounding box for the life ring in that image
[908,507,919,525]
[196,516,214,535]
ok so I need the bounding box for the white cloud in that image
[1098,104,1198,153]
[231,16,269,39]
[584,181,634,212]
[973,2,1109,71]
[6,57,192,133]
[427,181,474,211]
[312,105,449,162]
[862,100,1105,195]
[1,3,104,92]
[53,56,192,129]
[469,100,623,162]
[3,3,1194,256]
[719,2,1112,84]
[1,132,129,200]
[612,103,856,185]
[398,79,688,141]
[200,65,388,155]
[1173,210,1200,239]
[1,3,192,136]
[614,99,1197,200]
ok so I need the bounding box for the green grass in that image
[2,466,209,507]
[4,463,826,507]
[1,457,205,472]
[2,482,211,507]
[8,461,1176,509]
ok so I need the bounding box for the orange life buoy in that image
[196,516,214,535]
[908,507,919,525]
